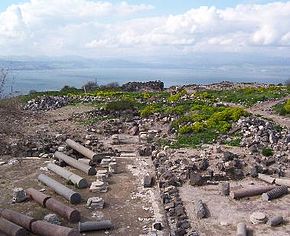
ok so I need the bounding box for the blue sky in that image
[0,0,290,60]
[1,0,289,13]
[0,0,25,11]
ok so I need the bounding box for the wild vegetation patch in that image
[273,99,290,116]
[195,86,289,107]
[20,83,290,148]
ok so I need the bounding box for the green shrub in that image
[273,99,290,116]
[174,130,217,148]
[168,89,187,103]
[179,125,192,134]
[105,99,136,111]
[262,148,274,157]
[191,122,205,132]
[140,104,161,117]
[225,137,241,146]
[284,99,290,113]
[165,105,186,115]
[60,85,80,94]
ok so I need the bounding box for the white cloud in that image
[0,0,290,57]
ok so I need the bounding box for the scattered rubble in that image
[87,197,105,209]
[267,216,284,227]
[195,200,207,219]
[90,180,108,193]
[43,214,61,225]
[122,80,164,92]
[12,188,27,203]
[143,173,154,188]
[250,212,267,224]
[24,96,70,111]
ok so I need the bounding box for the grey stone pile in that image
[220,116,290,178]
[233,116,290,152]
[153,150,198,235]
[12,188,27,203]
[74,108,139,122]
[122,80,164,92]
[43,214,61,225]
[87,118,131,135]
[24,96,70,111]
[138,145,154,156]
[6,133,66,157]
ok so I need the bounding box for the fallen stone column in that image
[78,158,95,166]
[236,223,247,236]
[78,220,113,232]
[38,174,81,204]
[258,174,275,184]
[26,188,80,223]
[262,186,288,201]
[108,162,117,174]
[0,217,28,236]
[66,139,98,161]
[0,208,34,230]
[54,152,96,176]
[45,198,80,223]
[195,200,206,219]
[219,182,230,196]
[275,178,290,187]
[230,186,275,199]
[31,220,79,236]
[47,163,88,189]
[0,208,80,236]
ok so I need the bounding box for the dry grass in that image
[0,98,25,155]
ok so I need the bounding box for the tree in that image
[0,69,9,99]
[82,81,98,92]
[284,78,290,87]
[101,82,120,89]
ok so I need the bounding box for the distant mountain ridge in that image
[0,54,289,71]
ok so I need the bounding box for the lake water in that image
[3,65,290,95]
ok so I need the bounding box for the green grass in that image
[195,86,289,107]
[172,130,217,148]
[78,116,113,125]
[224,136,242,147]
[273,99,290,116]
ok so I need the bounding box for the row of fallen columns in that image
[1,138,116,236]
[26,188,80,223]
[0,208,80,236]
[218,173,289,236]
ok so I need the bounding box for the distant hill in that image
[0,54,289,71]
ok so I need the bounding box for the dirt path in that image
[247,96,290,128]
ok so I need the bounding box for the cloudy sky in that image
[0,0,290,61]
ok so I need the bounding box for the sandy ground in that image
[180,179,290,236]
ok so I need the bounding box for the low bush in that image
[273,99,290,116]
[105,99,137,111]
[262,147,274,157]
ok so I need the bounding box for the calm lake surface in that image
[3,65,290,95]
